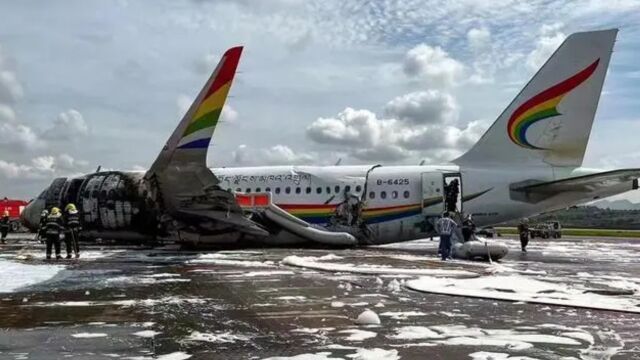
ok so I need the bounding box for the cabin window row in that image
[229,186,410,199]
[368,190,410,199]
[232,185,362,195]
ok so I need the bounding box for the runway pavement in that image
[0,233,638,359]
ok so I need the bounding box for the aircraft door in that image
[421,172,444,216]
[443,173,463,215]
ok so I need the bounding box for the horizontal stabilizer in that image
[510,169,640,203]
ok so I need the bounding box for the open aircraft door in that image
[421,172,444,216]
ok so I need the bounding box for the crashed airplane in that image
[21,29,639,260]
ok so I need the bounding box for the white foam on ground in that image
[27,296,210,308]
[388,326,441,340]
[346,348,399,360]
[469,352,539,360]
[387,324,588,351]
[185,331,251,343]
[133,330,161,338]
[355,310,380,325]
[277,296,307,301]
[226,271,295,277]
[282,255,477,277]
[156,352,192,360]
[189,253,275,267]
[262,352,342,360]
[72,332,108,338]
[339,329,377,341]
[406,274,640,313]
[107,275,191,284]
[13,250,123,261]
[0,259,64,293]
[379,311,427,320]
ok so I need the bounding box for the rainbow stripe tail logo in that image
[507,59,599,150]
[177,47,243,149]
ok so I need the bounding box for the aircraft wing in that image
[510,169,640,203]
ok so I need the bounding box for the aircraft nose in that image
[21,198,45,232]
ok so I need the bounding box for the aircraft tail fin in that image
[147,46,242,175]
[454,29,617,168]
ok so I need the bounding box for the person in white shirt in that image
[436,211,457,260]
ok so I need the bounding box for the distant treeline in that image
[499,206,640,230]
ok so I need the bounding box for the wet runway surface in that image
[0,234,639,359]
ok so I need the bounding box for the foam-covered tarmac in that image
[0,234,639,360]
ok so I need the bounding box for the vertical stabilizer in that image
[455,29,617,167]
[148,46,242,176]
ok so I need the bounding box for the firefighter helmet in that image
[65,203,77,212]
[50,207,61,215]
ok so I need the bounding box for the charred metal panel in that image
[45,178,67,210]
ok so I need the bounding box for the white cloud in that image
[0,154,88,180]
[42,109,89,140]
[526,30,566,71]
[193,53,220,75]
[385,90,458,125]
[403,44,465,88]
[306,103,485,163]
[0,121,39,150]
[467,27,491,52]
[232,144,317,165]
[0,70,22,104]
[221,104,238,123]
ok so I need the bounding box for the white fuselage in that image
[213,163,628,245]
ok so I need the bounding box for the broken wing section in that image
[510,169,640,204]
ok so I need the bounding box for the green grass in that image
[495,227,640,238]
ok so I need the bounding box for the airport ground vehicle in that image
[0,198,28,232]
[476,226,497,238]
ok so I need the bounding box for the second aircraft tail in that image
[455,29,617,168]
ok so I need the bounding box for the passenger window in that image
[316,187,322,194]
[355,185,362,193]
[306,187,311,194]
[275,187,281,194]
[403,190,410,199]
[265,187,271,192]
[326,186,331,194]
[392,190,398,199]
[245,188,251,193]
[335,185,340,193]
[380,191,387,199]
[369,191,375,199]
[285,187,291,194]
[345,185,351,193]
[295,187,301,194]
[256,187,261,192]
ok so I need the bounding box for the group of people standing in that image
[435,211,476,261]
[38,203,81,260]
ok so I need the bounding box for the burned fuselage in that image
[22,171,162,242]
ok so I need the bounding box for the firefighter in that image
[461,213,476,242]
[37,210,49,242]
[436,211,457,261]
[44,207,64,260]
[0,210,9,244]
[63,203,81,259]
[518,218,530,252]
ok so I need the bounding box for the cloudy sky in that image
[1,0,640,200]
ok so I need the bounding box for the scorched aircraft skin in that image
[21,29,640,258]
